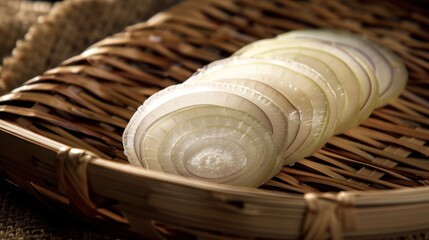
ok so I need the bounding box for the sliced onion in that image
[128,81,286,164]
[270,53,347,133]
[193,81,289,157]
[234,38,373,130]
[139,105,281,187]
[123,29,408,188]
[190,60,313,160]
[270,58,338,155]
[371,43,408,107]
[123,83,273,166]
[338,45,379,123]
[136,93,271,164]
[188,57,334,164]
[123,82,283,186]
[278,29,393,102]
[202,78,299,155]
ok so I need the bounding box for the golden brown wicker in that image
[0,0,178,95]
[0,0,52,61]
[0,0,428,239]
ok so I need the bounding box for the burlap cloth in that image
[0,179,133,239]
[0,0,51,61]
[0,0,178,93]
[0,0,178,239]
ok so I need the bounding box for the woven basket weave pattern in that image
[0,0,428,239]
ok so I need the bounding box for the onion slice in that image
[123,82,283,186]
[206,78,299,155]
[270,52,347,133]
[123,83,273,166]
[277,29,407,107]
[278,29,393,103]
[123,29,408,188]
[139,105,281,187]
[188,57,335,164]
[371,44,408,107]
[339,45,379,123]
[235,38,370,131]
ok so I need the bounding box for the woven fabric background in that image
[0,0,179,94]
[0,0,52,61]
[0,179,133,239]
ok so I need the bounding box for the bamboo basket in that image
[0,0,428,239]
[0,0,178,95]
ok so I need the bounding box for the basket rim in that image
[3,116,428,201]
[90,150,429,202]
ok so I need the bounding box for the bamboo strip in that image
[377,109,429,126]
[361,119,429,141]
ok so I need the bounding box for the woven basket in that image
[0,0,178,95]
[0,0,428,239]
[0,0,52,61]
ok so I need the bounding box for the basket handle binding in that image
[302,192,357,240]
[58,147,219,240]
[0,120,247,239]
[57,147,99,218]
[57,147,168,239]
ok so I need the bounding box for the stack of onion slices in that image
[123,29,408,187]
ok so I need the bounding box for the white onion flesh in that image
[189,57,335,164]
[371,44,408,107]
[235,39,367,132]
[140,105,281,186]
[339,45,379,123]
[123,29,408,188]
[207,78,300,154]
[273,53,347,133]
[124,84,273,166]
[276,34,381,123]
[277,29,399,107]
[190,62,315,158]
